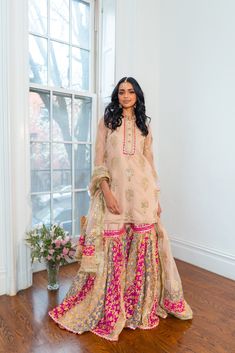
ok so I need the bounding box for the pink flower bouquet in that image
[25,223,76,265]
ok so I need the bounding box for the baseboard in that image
[0,267,32,296]
[0,268,6,295]
[170,236,235,280]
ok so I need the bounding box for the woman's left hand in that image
[157,202,162,217]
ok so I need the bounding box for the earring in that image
[134,104,136,108]
[119,103,122,108]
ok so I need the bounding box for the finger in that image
[114,203,121,214]
[113,208,120,215]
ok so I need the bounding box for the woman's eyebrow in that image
[118,88,134,92]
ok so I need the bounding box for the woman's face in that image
[118,81,137,109]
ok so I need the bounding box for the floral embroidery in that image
[141,200,149,214]
[124,210,134,220]
[148,235,160,327]
[155,234,159,265]
[125,229,134,264]
[83,245,95,256]
[103,227,126,238]
[131,223,154,233]
[141,177,149,191]
[163,298,185,313]
[79,235,85,246]
[124,234,148,318]
[92,239,123,337]
[125,189,134,202]
[123,118,136,155]
[125,167,134,181]
[48,275,95,320]
[148,299,159,327]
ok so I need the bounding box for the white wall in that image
[115,0,160,141]
[115,0,235,279]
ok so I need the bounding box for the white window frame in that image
[29,85,97,239]
[29,0,98,241]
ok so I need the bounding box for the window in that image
[29,0,95,236]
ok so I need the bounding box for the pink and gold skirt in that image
[48,222,193,341]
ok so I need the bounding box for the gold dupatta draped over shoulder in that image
[75,117,111,272]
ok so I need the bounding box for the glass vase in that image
[46,261,60,290]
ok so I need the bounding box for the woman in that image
[49,77,193,341]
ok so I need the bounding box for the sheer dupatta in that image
[155,217,193,319]
[75,118,110,273]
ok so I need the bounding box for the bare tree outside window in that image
[29,0,94,236]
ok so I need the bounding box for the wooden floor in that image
[0,260,234,353]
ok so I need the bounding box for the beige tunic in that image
[93,116,160,230]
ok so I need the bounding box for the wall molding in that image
[0,269,6,296]
[170,236,235,280]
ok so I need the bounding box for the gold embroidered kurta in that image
[94,116,160,229]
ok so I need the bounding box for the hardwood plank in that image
[0,260,234,353]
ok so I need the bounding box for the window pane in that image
[52,143,72,191]
[74,191,89,235]
[72,0,90,49]
[29,91,50,141]
[29,35,48,85]
[29,0,48,35]
[53,94,72,141]
[53,192,72,234]
[31,143,51,192]
[50,41,69,88]
[31,194,51,228]
[74,144,91,189]
[72,47,89,91]
[50,0,69,42]
[74,96,91,141]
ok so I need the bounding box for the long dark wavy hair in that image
[104,77,151,136]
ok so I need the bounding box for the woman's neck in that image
[122,108,135,118]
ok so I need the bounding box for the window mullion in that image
[47,0,51,86]
[69,0,72,89]
[71,94,75,237]
[50,88,53,224]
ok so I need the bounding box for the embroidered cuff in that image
[83,245,95,256]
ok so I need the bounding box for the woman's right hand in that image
[104,191,121,215]
[100,179,121,214]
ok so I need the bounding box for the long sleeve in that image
[89,117,111,197]
[94,117,107,167]
[143,126,160,193]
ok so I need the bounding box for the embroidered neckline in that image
[122,117,136,155]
